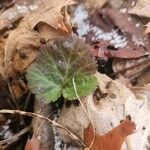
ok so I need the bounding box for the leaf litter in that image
[0,0,150,150]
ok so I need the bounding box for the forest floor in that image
[0,0,150,150]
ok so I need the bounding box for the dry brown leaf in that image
[84,118,135,150]
[5,0,75,79]
[5,25,41,78]
[91,41,148,59]
[145,22,150,34]
[27,0,76,31]
[83,8,150,59]
[0,0,43,31]
[108,0,123,9]
[57,72,150,149]
[113,57,150,78]
[25,137,40,150]
[0,37,6,78]
[84,0,107,8]
[129,0,150,18]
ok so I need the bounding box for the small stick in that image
[0,125,31,146]
[72,78,96,150]
[0,109,87,148]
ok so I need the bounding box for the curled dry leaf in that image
[129,0,150,18]
[84,119,135,150]
[27,0,76,32]
[25,137,40,150]
[112,56,150,86]
[5,0,76,79]
[5,25,41,78]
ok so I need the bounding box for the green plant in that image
[26,35,97,103]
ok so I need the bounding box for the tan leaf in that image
[145,22,150,34]
[27,0,76,31]
[5,25,41,78]
[0,37,6,78]
[84,119,135,150]
[57,72,150,149]
[113,57,150,77]
[5,0,76,79]
[25,137,40,150]
[129,0,150,18]
[84,0,107,8]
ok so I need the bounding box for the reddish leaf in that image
[84,8,150,59]
[84,118,135,150]
[25,137,40,150]
[90,41,148,59]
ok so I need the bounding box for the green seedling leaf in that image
[26,35,97,103]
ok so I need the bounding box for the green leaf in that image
[63,75,97,100]
[26,35,97,103]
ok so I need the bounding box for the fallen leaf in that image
[89,8,150,58]
[5,0,76,79]
[27,0,76,32]
[84,0,107,8]
[0,0,42,31]
[129,0,150,18]
[57,72,150,149]
[91,41,148,59]
[145,22,150,34]
[25,137,40,150]
[5,25,41,78]
[108,0,123,9]
[73,5,150,59]
[84,118,135,150]
[112,56,150,79]
[0,37,6,78]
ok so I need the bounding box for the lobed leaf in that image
[26,35,97,102]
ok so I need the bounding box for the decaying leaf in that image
[113,57,150,77]
[84,119,135,150]
[145,22,150,34]
[5,25,41,78]
[0,0,42,31]
[108,0,123,9]
[90,41,148,59]
[27,0,76,32]
[89,8,150,57]
[83,0,107,8]
[57,72,150,149]
[27,35,97,102]
[25,137,40,150]
[72,5,150,59]
[0,37,6,78]
[5,0,76,79]
[129,0,150,18]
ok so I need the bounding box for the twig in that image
[0,125,31,146]
[0,109,87,148]
[35,110,57,136]
[72,78,96,150]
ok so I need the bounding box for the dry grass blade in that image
[72,77,96,150]
[0,109,87,148]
